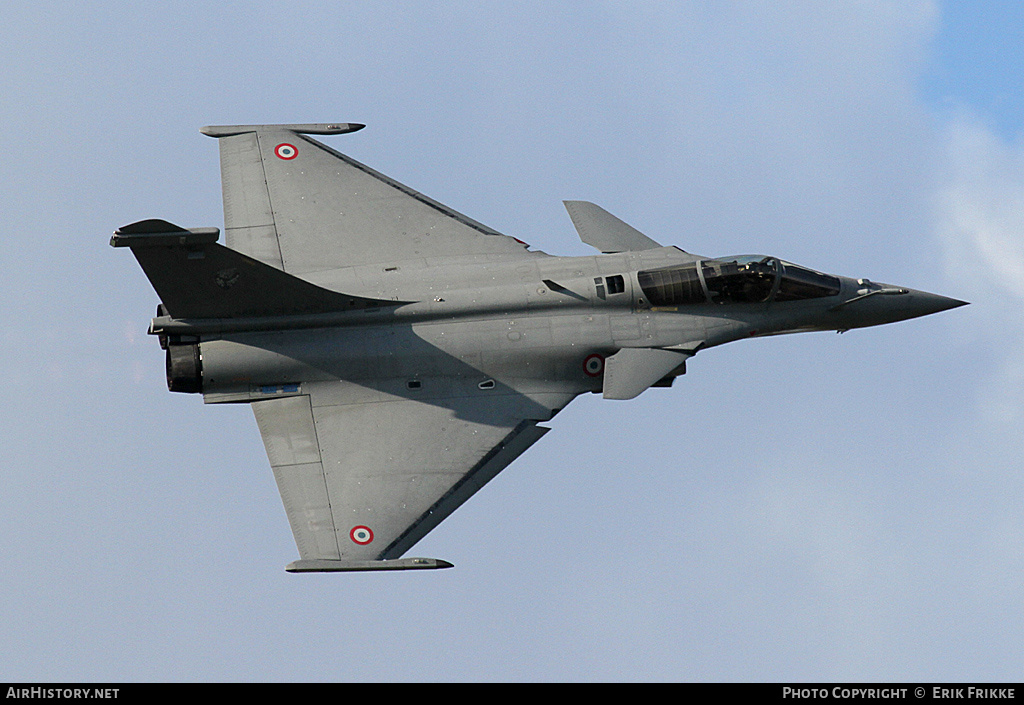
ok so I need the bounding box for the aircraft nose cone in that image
[831,283,968,329]
[876,287,969,325]
[907,290,969,318]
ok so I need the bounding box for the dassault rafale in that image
[112,123,966,572]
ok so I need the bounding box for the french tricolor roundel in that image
[583,353,604,377]
[274,143,298,160]
[350,525,374,545]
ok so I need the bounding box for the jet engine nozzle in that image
[166,343,202,394]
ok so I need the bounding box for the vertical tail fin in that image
[110,218,399,319]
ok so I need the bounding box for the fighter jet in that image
[112,123,966,572]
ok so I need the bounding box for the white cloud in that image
[934,116,1024,430]
[936,117,1024,301]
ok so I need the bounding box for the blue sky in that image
[924,2,1024,138]
[1,1,1021,681]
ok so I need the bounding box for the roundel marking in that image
[350,525,374,545]
[274,143,298,160]
[583,353,604,377]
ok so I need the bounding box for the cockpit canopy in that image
[637,256,841,307]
